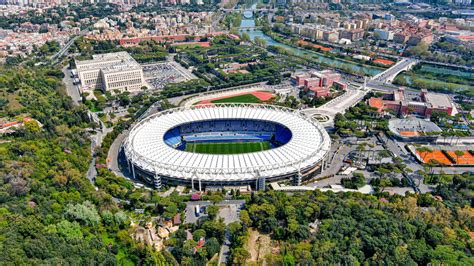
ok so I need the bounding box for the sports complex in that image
[123,104,331,190]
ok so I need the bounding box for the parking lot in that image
[184,200,245,225]
[142,62,196,90]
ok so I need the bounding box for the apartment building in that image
[340,29,365,41]
[76,52,145,94]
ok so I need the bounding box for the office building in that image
[76,52,145,93]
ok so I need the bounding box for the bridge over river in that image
[302,58,421,127]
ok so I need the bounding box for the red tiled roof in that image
[196,238,205,249]
[1,121,20,128]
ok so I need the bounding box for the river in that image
[238,5,472,82]
[238,5,382,76]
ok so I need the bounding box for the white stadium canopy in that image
[123,104,331,183]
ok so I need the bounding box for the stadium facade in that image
[123,104,331,190]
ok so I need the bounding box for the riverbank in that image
[238,9,384,76]
[394,74,474,97]
[394,63,474,97]
[262,29,387,75]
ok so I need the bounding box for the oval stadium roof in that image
[123,104,331,182]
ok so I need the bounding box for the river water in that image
[238,5,472,81]
[238,5,382,76]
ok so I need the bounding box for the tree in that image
[248,203,277,232]
[357,143,366,156]
[65,201,101,226]
[379,178,392,192]
[139,245,168,265]
[254,37,267,47]
[209,194,223,204]
[202,220,226,242]
[207,205,219,220]
[101,210,114,225]
[182,240,197,257]
[24,120,41,133]
[341,172,366,189]
[204,237,220,258]
[405,43,429,57]
[231,248,250,264]
[8,177,29,196]
[227,222,243,242]
[193,229,206,241]
[240,210,251,228]
[56,220,83,240]
[114,211,128,227]
[241,32,251,42]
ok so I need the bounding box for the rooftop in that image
[124,104,331,182]
[388,118,442,138]
[76,51,142,73]
[425,93,453,109]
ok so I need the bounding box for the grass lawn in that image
[93,89,107,102]
[185,141,270,154]
[211,93,262,104]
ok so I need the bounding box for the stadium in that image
[123,104,331,190]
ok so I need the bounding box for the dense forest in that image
[245,190,473,265]
[0,67,172,264]
[72,38,168,64]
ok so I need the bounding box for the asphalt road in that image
[62,66,81,105]
[378,133,433,193]
[107,131,128,178]
[316,141,346,177]
[61,66,111,185]
[371,58,418,83]
[51,29,88,64]
[219,231,231,265]
[86,112,112,183]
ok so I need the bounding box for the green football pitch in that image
[185,142,270,154]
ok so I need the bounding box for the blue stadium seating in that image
[163,119,292,149]
[163,127,182,147]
